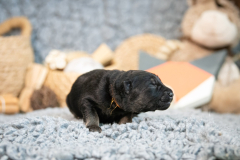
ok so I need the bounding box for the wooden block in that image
[0,94,19,114]
[25,63,48,89]
[92,43,113,66]
[35,66,48,90]
[0,94,18,104]
[0,105,19,114]
[19,88,33,112]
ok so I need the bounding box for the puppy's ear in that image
[123,81,131,94]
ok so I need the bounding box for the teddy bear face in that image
[182,0,240,49]
[191,10,238,48]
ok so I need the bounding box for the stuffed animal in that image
[170,0,240,61]
[64,57,104,74]
[45,50,67,70]
[169,0,240,113]
[209,57,240,113]
[45,43,114,72]
[185,0,240,48]
[30,85,59,110]
[230,0,240,10]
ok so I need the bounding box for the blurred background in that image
[0,0,240,115]
[0,0,187,63]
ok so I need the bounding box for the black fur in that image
[67,69,173,132]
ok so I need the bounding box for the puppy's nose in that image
[168,92,173,97]
[164,91,173,97]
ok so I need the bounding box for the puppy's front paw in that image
[87,125,102,133]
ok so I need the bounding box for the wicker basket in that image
[0,17,34,96]
[44,70,80,107]
[111,34,166,70]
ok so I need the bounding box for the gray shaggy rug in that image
[0,107,240,160]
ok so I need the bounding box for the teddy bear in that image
[170,0,240,61]
[168,0,240,113]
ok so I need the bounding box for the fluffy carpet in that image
[0,108,240,160]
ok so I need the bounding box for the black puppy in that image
[67,69,173,133]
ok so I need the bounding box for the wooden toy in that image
[0,94,19,114]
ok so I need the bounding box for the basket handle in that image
[0,17,32,37]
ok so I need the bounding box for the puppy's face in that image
[114,70,173,113]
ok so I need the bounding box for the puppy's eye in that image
[151,78,157,86]
[152,83,158,88]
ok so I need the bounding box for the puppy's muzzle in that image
[160,91,173,102]
[159,90,173,109]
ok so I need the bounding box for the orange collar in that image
[109,98,121,115]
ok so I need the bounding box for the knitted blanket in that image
[0,108,240,160]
